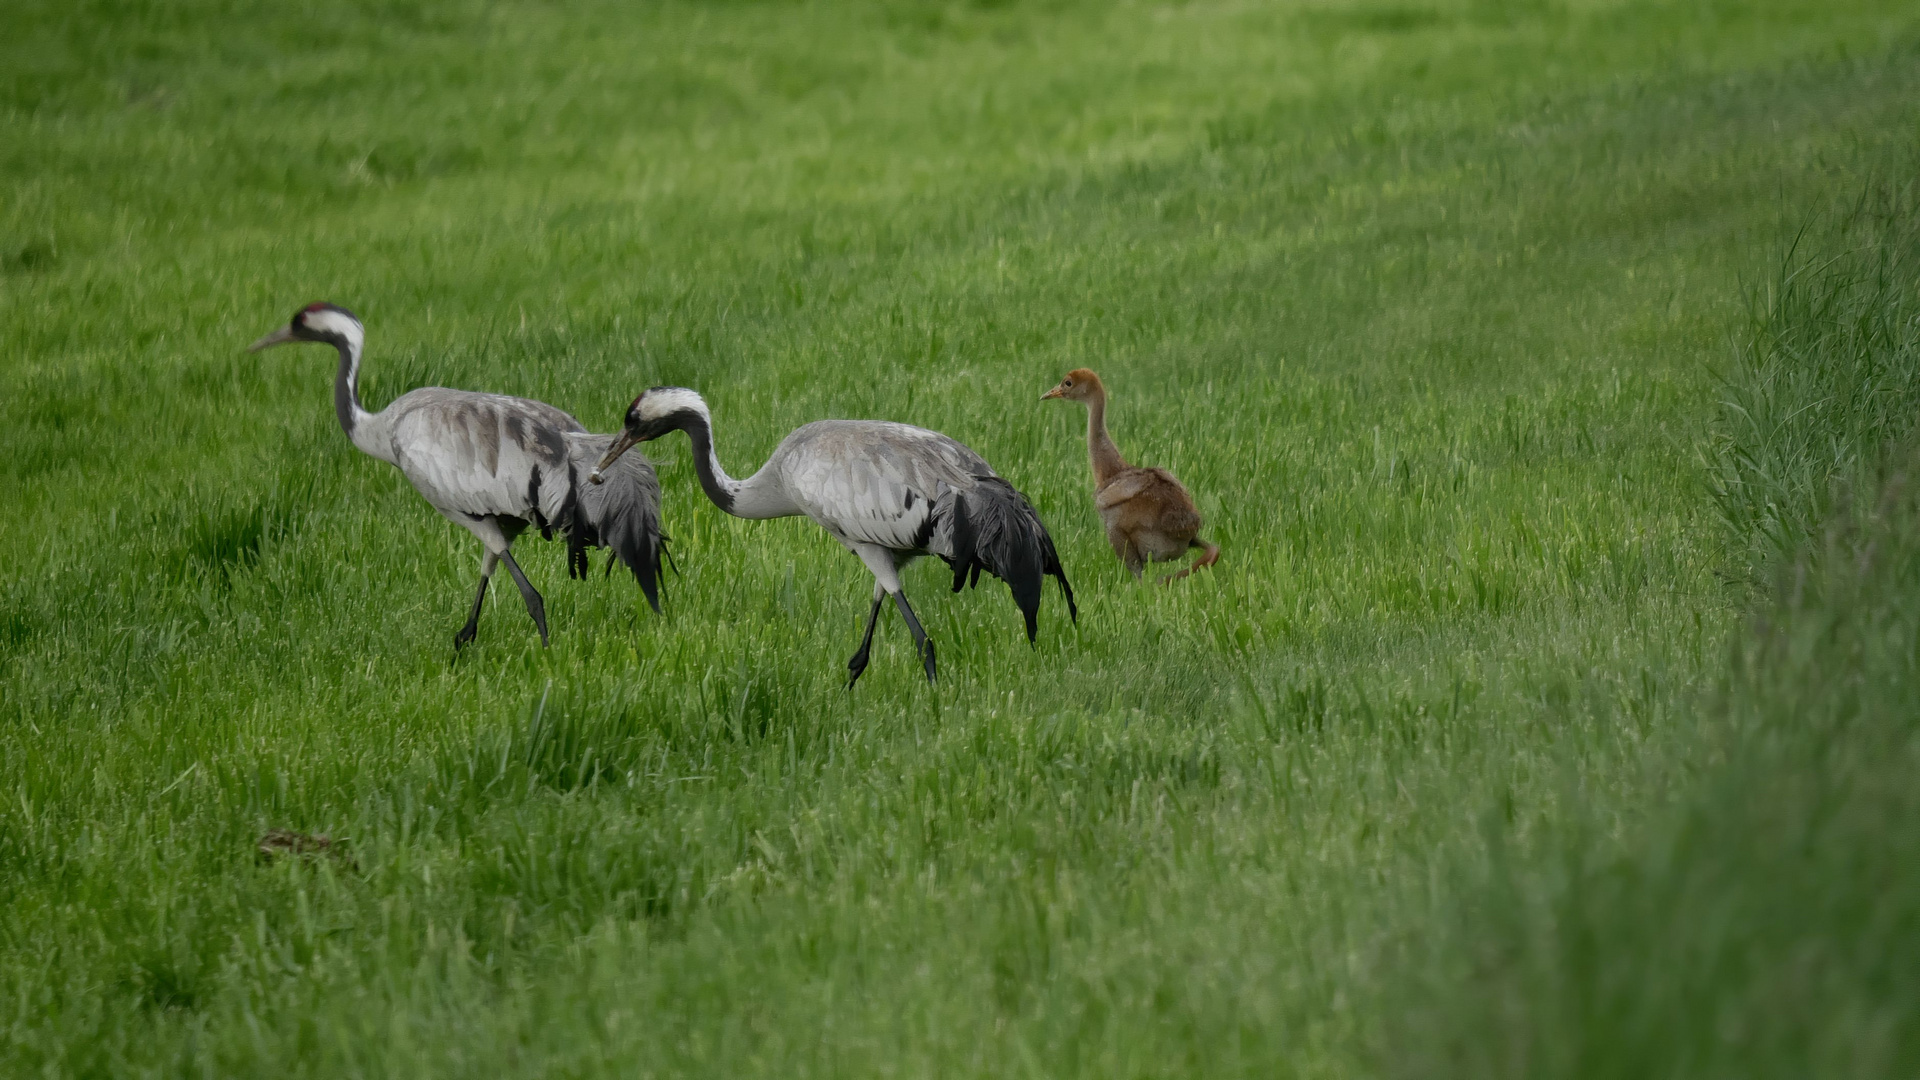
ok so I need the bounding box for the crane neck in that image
[330,325,386,461]
[682,414,741,513]
[1084,388,1127,486]
[676,411,797,520]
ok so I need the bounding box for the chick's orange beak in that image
[1040,384,1066,401]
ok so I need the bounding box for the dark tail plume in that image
[940,476,1076,642]
[567,436,668,612]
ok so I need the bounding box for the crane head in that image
[249,302,362,352]
[591,387,709,484]
[1041,368,1103,403]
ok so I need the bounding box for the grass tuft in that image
[1710,174,1920,583]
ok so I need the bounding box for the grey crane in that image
[248,302,668,649]
[591,387,1075,685]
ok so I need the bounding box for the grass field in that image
[4,0,1920,1075]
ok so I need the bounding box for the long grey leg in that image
[847,585,887,689]
[454,551,500,650]
[499,550,549,647]
[847,544,934,683]
[892,591,936,683]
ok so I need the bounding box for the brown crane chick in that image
[1042,369,1220,582]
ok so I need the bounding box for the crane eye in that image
[1063,379,1073,387]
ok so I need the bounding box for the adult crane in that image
[590,388,1075,685]
[248,302,668,649]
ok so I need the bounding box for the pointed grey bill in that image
[248,325,297,352]
[590,430,639,485]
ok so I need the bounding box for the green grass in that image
[1709,181,1920,583]
[3,0,1919,1074]
[1384,178,1920,1079]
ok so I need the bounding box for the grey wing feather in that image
[384,389,584,524]
[776,421,990,551]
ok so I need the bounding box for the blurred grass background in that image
[3,0,1919,1074]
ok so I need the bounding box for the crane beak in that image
[248,326,297,352]
[1040,385,1065,401]
[590,430,639,485]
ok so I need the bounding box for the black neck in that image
[681,415,736,515]
[332,336,361,436]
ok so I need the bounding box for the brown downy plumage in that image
[1042,369,1220,582]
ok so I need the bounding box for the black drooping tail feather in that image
[940,476,1077,642]
[563,435,669,613]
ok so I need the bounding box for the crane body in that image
[249,303,667,649]
[593,388,1075,685]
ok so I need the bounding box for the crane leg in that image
[843,544,932,683]
[845,543,934,684]
[892,591,936,684]
[499,550,549,647]
[454,551,499,650]
[846,585,886,689]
